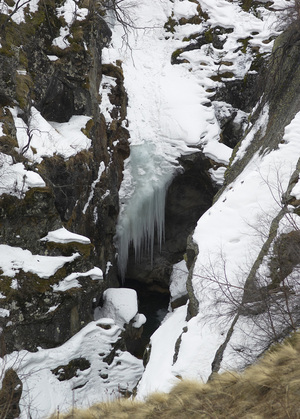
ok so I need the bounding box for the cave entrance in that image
[125,151,218,288]
[124,278,170,358]
[122,152,219,357]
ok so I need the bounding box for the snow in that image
[83,162,106,214]
[180,101,300,379]
[0,0,39,24]
[95,288,142,328]
[233,103,269,162]
[193,109,300,292]
[52,0,88,48]
[0,245,79,278]
[47,55,59,62]
[136,305,187,398]
[109,0,284,277]
[0,308,10,317]
[53,267,103,292]
[41,227,91,244]
[1,320,143,418]
[132,313,147,329]
[11,107,92,163]
[56,0,88,25]
[169,260,188,302]
[0,153,45,197]
[99,75,117,126]
[209,166,227,185]
[52,27,71,49]
[172,315,225,382]
[47,305,60,313]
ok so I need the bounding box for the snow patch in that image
[83,162,106,214]
[11,107,92,162]
[53,267,103,292]
[41,227,91,244]
[0,153,45,197]
[0,245,79,278]
[170,260,188,302]
[95,288,141,328]
[2,321,143,419]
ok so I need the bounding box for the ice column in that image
[116,142,176,281]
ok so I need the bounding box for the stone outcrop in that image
[0,0,129,353]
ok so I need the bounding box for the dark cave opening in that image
[123,278,170,359]
[121,152,219,358]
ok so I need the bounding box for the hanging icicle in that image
[116,142,176,281]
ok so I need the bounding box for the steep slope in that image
[135,0,300,398]
[0,0,129,352]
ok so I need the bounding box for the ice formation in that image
[116,142,176,280]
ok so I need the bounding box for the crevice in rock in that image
[124,278,170,359]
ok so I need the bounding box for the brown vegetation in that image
[51,332,300,419]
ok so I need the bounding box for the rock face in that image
[0,1,129,353]
[0,369,22,419]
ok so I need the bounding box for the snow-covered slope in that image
[105,0,299,400]
[110,0,284,277]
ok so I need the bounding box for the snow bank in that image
[169,260,189,303]
[2,321,143,418]
[95,288,145,328]
[0,153,45,197]
[41,227,91,244]
[11,107,92,163]
[0,245,79,279]
[53,267,103,292]
[136,305,187,399]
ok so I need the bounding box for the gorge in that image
[0,0,300,417]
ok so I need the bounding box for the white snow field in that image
[109,0,283,278]
[1,319,143,418]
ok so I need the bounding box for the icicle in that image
[116,143,176,281]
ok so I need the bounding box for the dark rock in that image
[51,358,91,381]
[0,369,22,419]
[0,3,128,353]
[0,188,61,253]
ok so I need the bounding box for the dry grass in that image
[51,333,300,419]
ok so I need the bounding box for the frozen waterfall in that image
[116,142,176,281]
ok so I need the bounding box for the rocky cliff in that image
[0,0,130,353]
